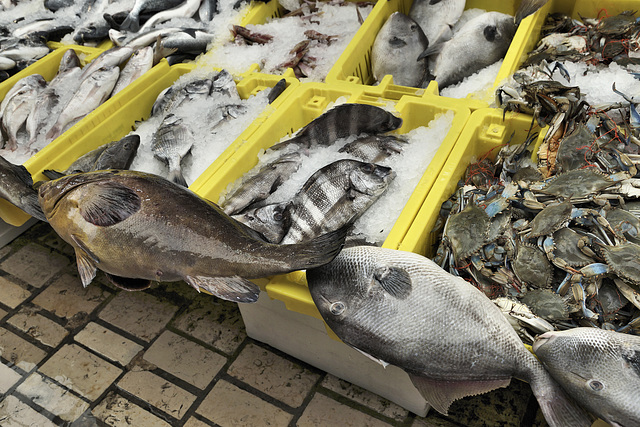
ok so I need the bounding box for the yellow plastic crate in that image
[193,82,470,319]
[325,0,536,108]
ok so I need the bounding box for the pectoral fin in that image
[374,266,412,299]
[408,374,510,415]
[80,182,141,226]
[70,234,99,287]
[185,275,260,303]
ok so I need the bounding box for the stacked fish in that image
[0,45,155,162]
[219,103,404,244]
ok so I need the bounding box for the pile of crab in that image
[433,91,640,343]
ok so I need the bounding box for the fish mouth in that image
[532,331,557,353]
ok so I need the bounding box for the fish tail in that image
[526,359,591,427]
[280,224,349,269]
[168,168,188,188]
[119,11,140,33]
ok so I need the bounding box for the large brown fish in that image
[307,246,591,427]
[38,170,347,303]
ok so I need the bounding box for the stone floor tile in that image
[0,362,22,393]
[0,244,69,287]
[0,327,47,371]
[171,296,246,355]
[8,308,68,347]
[0,276,31,309]
[39,344,122,401]
[321,375,409,422]
[183,417,212,427]
[99,292,178,342]
[74,322,143,366]
[92,392,172,427]
[196,380,293,427]
[227,342,319,408]
[117,370,196,420]
[32,273,108,320]
[297,393,392,427]
[0,307,6,320]
[38,227,74,256]
[0,395,57,427]
[412,415,461,426]
[144,331,226,390]
[16,372,90,422]
[0,245,11,260]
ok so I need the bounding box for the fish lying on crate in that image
[533,327,640,427]
[0,154,46,221]
[370,0,547,91]
[306,245,592,427]
[37,169,348,302]
[126,68,270,187]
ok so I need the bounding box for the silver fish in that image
[46,66,120,141]
[409,0,465,49]
[0,74,45,115]
[25,86,58,147]
[151,77,213,118]
[198,0,217,22]
[0,56,15,71]
[533,328,640,427]
[79,46,134,82]
[151,114,193,187]
[428,11,516,88]
[112,46,154,95]
[48,50,82,93]
[208,103,247,130]
[1,76,45,150]
[338,134,407,163]
[307,246,592,427]
[162,30,215,54]
[139,0,202,33]
[281,160,395,244]
[231,201,291,244]
[210,69,239,100]
[111,27,188,49]
[0,155,45,221]
[222,152,303,216]
[0,44,49,62]
[371,12,429,87]
[270,103,403,152]
[120,0,157,32]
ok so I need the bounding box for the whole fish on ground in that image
[151,114,193,187]
[371,12,429,87]
[42,134,141,180]
[533,328,640,427]
[306,246,592,427]
[37,170,348,302]
[270,103,403,152]
[426,11,516,88]
[0,155,46,221]
[281,160,395,244]
[408,0,464,50]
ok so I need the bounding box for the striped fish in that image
[281,159,395,244]
[338,134,408,163]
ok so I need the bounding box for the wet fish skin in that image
[306,246,592,427]
[112,46,154,95]
[162,30,215,54]
[0,155,46,221]
[430,11,516,89]
[1,77,45,150]
[533,328,640,427]
[25,86,58,147]
[222,152,303,215]
[139,0,202,33]
[120,0,154,33]
[338,134,407,163]
[409,0,465,49]
[232,201,291,244]
[281,160,395,244]
[37,170,348,302]
[79,46,133,82]
[151,114,193,187]
[271,103,403,152]
[371,12,429,87]
[46,66,120,141]
[198,0,218,22]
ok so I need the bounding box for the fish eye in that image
[273,212,283,221]
[587,379,604,392]
[410,24,417,31]
[329,301,345,315]
[363,164,375,173]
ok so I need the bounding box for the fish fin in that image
[185,275,260,303]
[374,266,412,299]
[283,224,349,269]
[515,0,548,25]
[353,347,389,368]
[408,374,510,415]
[118,13,140,33]
[42,169,65,180]
[8,162,34,187]
[104,273,152,291]
[622,348,640,378]
[79,182,141,226]
[168,169,188,188]
[70,234,99,287]
[417,43,442,61]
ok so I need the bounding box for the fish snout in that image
[532,331,558,353]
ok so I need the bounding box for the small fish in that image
[0,44,50,62]
[533,328,640,427]
[210,69,240,100]
[151,114,193,187]
[338,134,407,163]
[37,170,348,302]
[139,0,202,33]
[0,155,46,221]
[43,134,141,179]
[151,77,212,118]
[222,152,303,215]
[198,0,218,22]
[1,76,45,150]
[270,103,403,152]
[409,0,465,49]
[112,46,154,95]
[79,46,133,82]
[120,0,185,32]
[25,86,58,147]
[281,160,395,244]
[428,11,517,89]
[306,246,592,427]
[231,201,291,244]
[48,49,82,92]
[371,12,430,87]
[162,30,215,55]
[208,103,247,130]
[46,66,120,141]
[0,56,15,71]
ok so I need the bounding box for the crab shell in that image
[512,242,553,289]
[521,289,570,321]
[443,202,490,262]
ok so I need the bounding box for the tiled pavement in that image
[0,221,548,427]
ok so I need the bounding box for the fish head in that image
[482,12,517,50]
[349,163,395,197]
[58,49,80,73]
[385,12,429,50]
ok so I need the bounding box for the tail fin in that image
[527,358,592,427]
[168,168,188,188]
[119,12,140,33]
[280,224,349,269]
